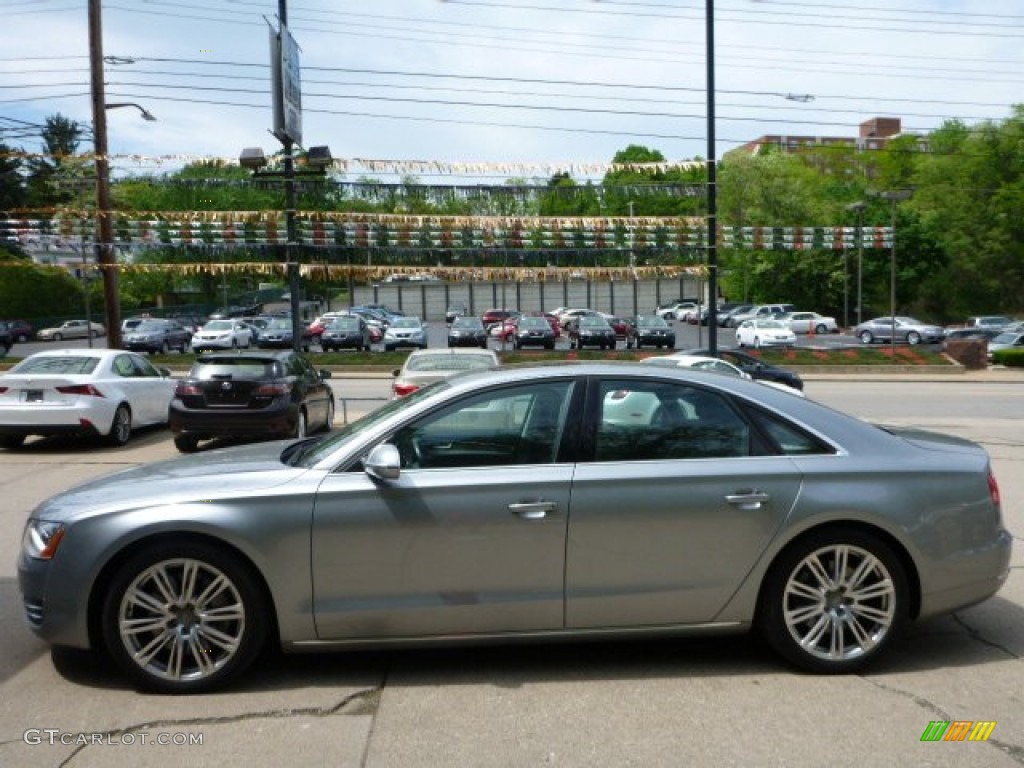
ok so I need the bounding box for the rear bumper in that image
[168,400,297,438]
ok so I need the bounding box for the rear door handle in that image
[724,491,770,510]
[509,501,557,520]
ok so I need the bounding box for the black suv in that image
[122,318,192,354]
[169,350,334,452]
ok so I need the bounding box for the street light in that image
[874,190,913,356]
[845,201,866,329]
[705,0,718,354]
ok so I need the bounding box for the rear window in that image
[12,356,100,375]
[191,360,280,379]
[406,354,495,372]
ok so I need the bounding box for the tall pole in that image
[889,198,897,357]
[856,206,864,327]
[705,0,718,354]
[279,0,301,352]
[89,0,121,348]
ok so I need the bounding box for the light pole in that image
[876,190,913,355]
[705,0,718,354]
[845,201,865,330]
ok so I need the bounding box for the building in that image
[731,117,929,157]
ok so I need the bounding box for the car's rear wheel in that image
[174,434,200,453]
[160,341,169,354]
[100,541,267,693]
[292,409,307,439]
[759,528,908,674]
[107,405,132,446]
[859,331,874,344]
[1,434,26,450]
[907,331,922,345]
[53,332,63,341]
[815,324,828,335]
[323,399,335,432]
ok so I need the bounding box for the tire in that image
[323,399,335,433]
[174,434,200,453]
[107,404,132,446]
[100,540,268,694]
[291,408,307,439]
[759,528,908,674]
[545,341,555,350]
[53,332,63,341]
[89,330,98,339]
[160,341,169,354]
[1,434,26,450]
[906,331,922,345]
[815,324,828,335]
[231,338,238,349]
[859,331,874,345]
[15,333,28,343]
[754,337,762,349]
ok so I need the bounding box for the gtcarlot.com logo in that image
[920,721,996,742]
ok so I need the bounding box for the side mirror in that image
[392,368,401,377]
[365,443,401,481]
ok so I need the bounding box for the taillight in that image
[988,471,1001,508]
[56,384,104,397]
[393,381,419,397]
[0,387,8,394]
[254,381,292,396]
[175,382,203,396]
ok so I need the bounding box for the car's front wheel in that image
[759,528,908,674]
[53,332,63,341]
[906,331,922,345]
[292,408,307,439]
[174,434,200,453]
[859,331,874,344]
[100,541,268,693]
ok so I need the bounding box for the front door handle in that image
[724,490,770,510]
[509,501,557,520]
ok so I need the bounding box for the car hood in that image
[32,441,307,523]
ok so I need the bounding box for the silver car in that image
[18,364,1011,693]
[853,316,944,345]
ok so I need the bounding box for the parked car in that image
[383,316,428,351]
[718,304,754,328]
[0,349,176,448]
[191,319,254,351]
[481,308,517,330]
[601,314,632,339]
[941,327,1001,351]
[987,331,1024,360]
[320,315,372,352]
[37,319,106,341]
[656,302,699,321]
[640,354,804,396]
[256,318,315,352]
[391,347,499,397]
[121,316,147,334]
[0,322,12,356]
[510,315,557,350]
[490,313,523,340]
[682,348,804,392]
[703,302,744,326]
[447,316,489,348]
[776,311,839,335]
[122,318,192,354]
[446,303,468,323]
[209,304,260,320]
[1,319,35,343]
[965,315,1015,331]
[17,363,1011,692]
[736,319,797,349]
[625,315,676,349]
[728,304,797,328]
[169,349,334,452]
[853,316,944,345]
[568,315,617,349]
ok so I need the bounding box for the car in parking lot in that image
[853,316,944,345]
[168,349,334,452]
[567,315,617,349]
[447,315,489,348]
[319,315,372,352]
[191,318,254,351]
[37,319,106,341]
[988,331,1024,360]
[509,315,557,349]
[625,315,676,349]
[735,319,797,349]
[0,322,11,356]
[0,348,176,448]
[641,354,804,396]
[776,311,838,335]
[446,303,468,323]
[384,316,429,351]
[16,362,1011,693]
[255,318,315,352]
[391,347,499,397]
[1,319,35,343]
[122,318,193,354]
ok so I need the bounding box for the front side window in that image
[390,381,574,469]
[596,379,750,462]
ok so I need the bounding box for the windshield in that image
[204,320,232,331]
[392,317,422,328]
[328,318,360,330]
[289,381,449,467]
[453,317,483,329]
[580,317,608,328]
[135,321,167,332]
[757,320,785,329]
[267,319,293,330]
[637,316,669,328]
[518,317,548,330]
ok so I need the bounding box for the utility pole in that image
[88,0,122,348]
[278,0,301,352]
[705,0,718,355]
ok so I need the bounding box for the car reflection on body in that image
[0,349,176,448]
[681,348,804,392]
[391,347,499,397]
[641,354,804,396]
[16,364,1012,693]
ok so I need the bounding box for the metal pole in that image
[856,207,864,327]
[890,199,896,357]
[706,0,718,354]
[89,0,121,348]
[279,0,301,352]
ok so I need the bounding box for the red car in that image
[481,309,517,329]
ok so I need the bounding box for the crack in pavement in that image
[56,685,382,767]
[860,676,1024,765]
[951,614,1021,659]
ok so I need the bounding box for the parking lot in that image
[0,373,1021,767]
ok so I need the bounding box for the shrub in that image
[992,348,1024,367]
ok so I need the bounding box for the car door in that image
[126,353,173,424]
[565,375,804,628]
[311,379,578,639]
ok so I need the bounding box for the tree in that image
[0,142,26,212]
[26,114,86,208]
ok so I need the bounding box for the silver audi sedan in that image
[18,364,1012,693]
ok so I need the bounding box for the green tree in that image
[0,142,27,212]
[26,114,87,208]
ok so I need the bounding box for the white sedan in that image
[191,319,253,351]
[0,349,177,449]
[777,311,839,335]
[735,319,797,349]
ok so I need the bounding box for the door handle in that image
[509,501,557,519]
[724,491,770,510]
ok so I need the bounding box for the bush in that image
[992,348,1024,367]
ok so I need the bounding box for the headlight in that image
[22,520,66,560]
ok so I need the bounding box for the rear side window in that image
[192,360,278,379]
[745,406,835,456]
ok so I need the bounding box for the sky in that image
[1,0,1022,183]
